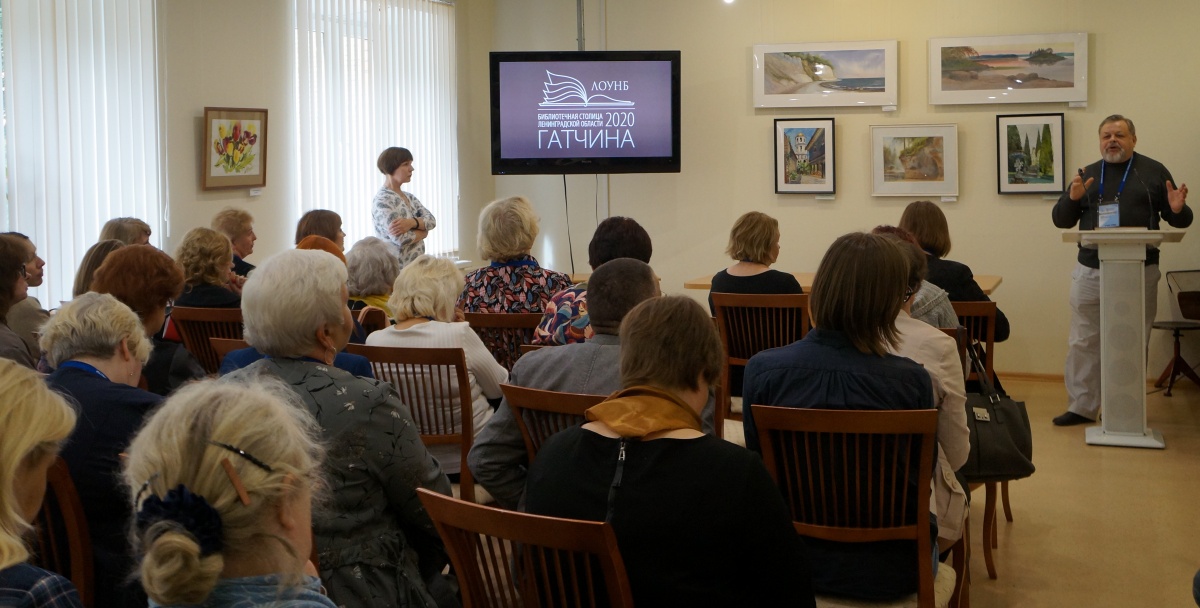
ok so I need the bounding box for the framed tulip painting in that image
[203,107,268,190]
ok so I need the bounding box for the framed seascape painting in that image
[997,113,1064,194]
[203,107,268,190]
[774,118,835,194]
[871,124,958,197]
[753,41,898,108]
[928,33,1087,105]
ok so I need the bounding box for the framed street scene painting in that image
[774,118,834,194]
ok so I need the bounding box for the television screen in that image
[490,50,681,175]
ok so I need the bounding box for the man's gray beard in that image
[1102,149,1129,163]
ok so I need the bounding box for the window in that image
[294,0,459,257]
[0,0,163,305]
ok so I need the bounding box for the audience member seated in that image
[366,255,507,476]
[0,236,35,369]
[211,206,258,277]
[295,209,346,251]
[742,232,937,601]
[872,225,958,328]
[226,249,457,608]
[525,295,816,607]
[72,240,124,298]
[885,232,971,548]
[0,360,83,608]
[219,345,374,379]
[123,379,336,608]
[469,257,659,509]
[458,196,571,365]
[91,245,206,396]
[346,236,400,317]
[41,293,161,606]
[175,227,241,308]
[532,216,652,345]
[900,200,1010,341]
[2,233,48,356]
[708,211,802,314]
[296,235,347,264]
[99,216,152,245]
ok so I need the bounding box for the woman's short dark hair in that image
[810,232,908,356]
[377,147,414,176]
[871,225,926,293]
[619,295,722,392]
[73,240,126,298]
[0,235,28,321]
[91,245,185,318]
[587,258,658,334]
[898,200,951,259]
[587,217,652,269]
[295,210,343,245]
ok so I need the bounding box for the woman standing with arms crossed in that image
[373,147,436,269]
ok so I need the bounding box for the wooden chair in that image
[464,312,545,371]
[31,457,94,608]
[356,306,391,335]
[519,343,548,355]
[416,487,634,608]
[751,406,959,608]
[938,326,969,383]
[209,337,250,368]
[500,384,606,463]
[1152,270,1200,395]
[950,301,997,386]
[344,344,478,502]
[711,293,809,437]
[170,306,244,375]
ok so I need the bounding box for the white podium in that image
[1062,228,1185,449]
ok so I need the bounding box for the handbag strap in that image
[965,339,1000,403]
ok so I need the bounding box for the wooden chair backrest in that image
[938,326,969,383]
[208,337,251,368]
[751,406,939,608]
[500,384,607,463]
[343,344,477,502]
[416,488,634,608]
[951,301,997,384]
[519,343,548,355]
[31,457,94,608]
[464,312,545,371]
[1166,271,1200,320]
[711,293,810,432]
[170,306,244,375]
[356,306,391,335]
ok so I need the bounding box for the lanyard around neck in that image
[59,360,110,380]
[1100,153,1134,203]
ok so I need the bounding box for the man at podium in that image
[1051,114,1191,426]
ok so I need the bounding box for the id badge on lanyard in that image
[1097,154,1133,229]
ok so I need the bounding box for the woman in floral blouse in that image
[458,196,570,368]
[372,147,436,269]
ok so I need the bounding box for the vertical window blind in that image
[294,0,459,258]
[1,0,162,305]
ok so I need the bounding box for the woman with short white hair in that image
[229,249,456,608]
[367,255,507,475]
[42,292,162,606]
[346,237,401,317]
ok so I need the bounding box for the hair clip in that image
[220,458,252,506]
[208,440,274,472]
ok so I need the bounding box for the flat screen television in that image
[490,50,681,175]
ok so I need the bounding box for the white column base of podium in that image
[1085,425,1165,449]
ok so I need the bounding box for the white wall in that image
[476,0,1200,376]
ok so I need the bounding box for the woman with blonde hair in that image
[41,292,161,606]
[123,378,335,607]
[0,359,82,607]
[211,207,257,276]
[175,227,240,308]
[708,211,801,313]
[458,196,570,367]
[99,216,152,245]
[367,255,507,475]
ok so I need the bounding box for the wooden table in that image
[684,272,1002,295]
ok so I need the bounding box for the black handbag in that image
[960,341,1035,483]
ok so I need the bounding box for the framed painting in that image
[928,33,1087,105]
[871,124,958,197]
[753,40,898,108]
[203,107,268,190]
[774,118,835,194]
[997,113,1064,194]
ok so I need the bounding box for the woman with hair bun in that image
[0,359,82,608]
[124,378,334,608]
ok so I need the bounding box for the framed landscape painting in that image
[753,40,898,108]
[997,113,1064,194]
[203,107,268,190]
[774,118,834,194]
[928,33,1087,105]
[871,124,958,197]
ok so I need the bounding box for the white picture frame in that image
[871,124,959,197]
[753,40,898,108]
[928,33,1088,105]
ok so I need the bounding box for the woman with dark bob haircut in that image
[532,216,652,345]
[898,200,1010,341]
[743,232,939,601]
[525,295,815,606]
[295,209,346,251]
[373,146,436,269]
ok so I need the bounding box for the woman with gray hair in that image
[42,292,162,607]
[227,249,456,608]
[346,236,401,317]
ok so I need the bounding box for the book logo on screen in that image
[539,71,634,108]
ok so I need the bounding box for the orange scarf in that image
[584,386,702,438]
